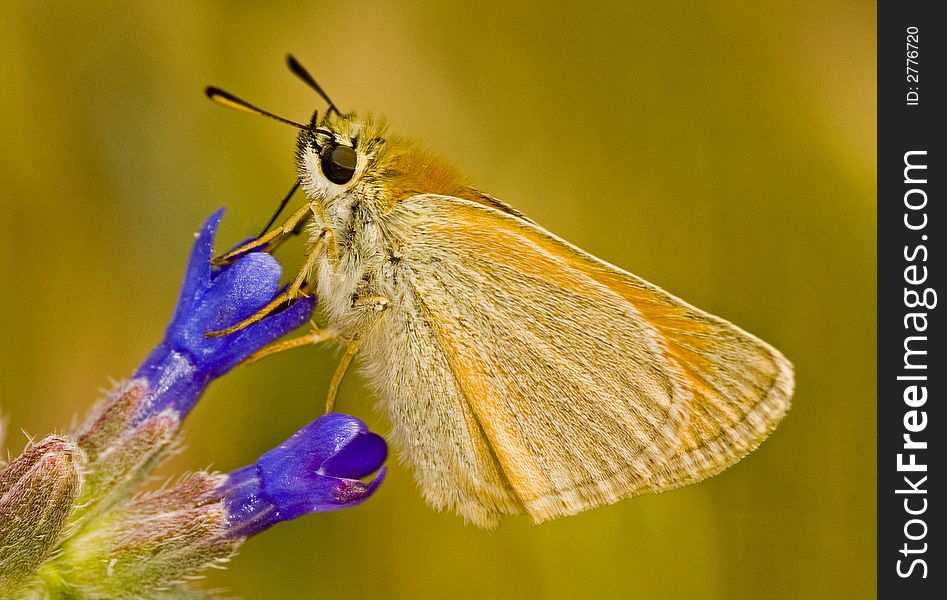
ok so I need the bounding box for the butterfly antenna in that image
[205,87,308,129]
[259,179,301,237]
[286,54,341,117]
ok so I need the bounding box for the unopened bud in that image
[72,413,179,524]
[53,472,238,597]
[0,436,83,593]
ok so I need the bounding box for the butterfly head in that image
[205,55,478,226]
[295,111,393,217]
[296,111,478,221]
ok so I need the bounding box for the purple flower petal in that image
[133,211,315,421]
[320,431,388,480]
[219,413,388,538]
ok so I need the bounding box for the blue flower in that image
[219,413,387,538]
[132,210,315,421]
[0,210,388,597]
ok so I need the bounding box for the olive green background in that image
[0,1,875,599]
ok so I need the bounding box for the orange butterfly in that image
[207,57,793,528]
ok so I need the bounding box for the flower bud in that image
[0,436,83,593]
[51,473,238,598]
[73,412,179,523]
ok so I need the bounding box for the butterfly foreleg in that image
[206,211,336,338]
[212,202,315,266]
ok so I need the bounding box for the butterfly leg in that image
[325,337,362,413]
[323,291,391,412]
[240,325,339,367]
[205,227,335,338]
[212,202,315,266]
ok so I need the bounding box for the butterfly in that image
[205,56,793,528]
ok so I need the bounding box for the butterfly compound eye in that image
[321,144,357,184]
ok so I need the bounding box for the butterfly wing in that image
[392,194,793,523]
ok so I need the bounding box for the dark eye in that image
[321,144,357,184]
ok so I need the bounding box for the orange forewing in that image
[406,195,793,521]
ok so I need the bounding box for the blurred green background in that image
[0,1,875,598]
